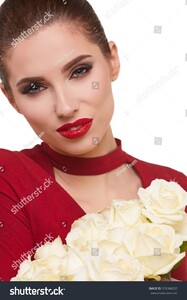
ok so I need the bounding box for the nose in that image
[54,87,79,118]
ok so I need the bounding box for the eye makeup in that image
[19,62,93,95]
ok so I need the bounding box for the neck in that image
[42,129,127,176]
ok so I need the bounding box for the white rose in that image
[11,237,68,281]
[139,253,185,280]
[66,249,144,281]
[100,199,145,228]
[118,223,185,278]
[66,213,107,252]
[66,200,146,254]
[138,179,187,231]
[11,257,64,281]
[175,214,187,240]
[35,236,68,276]
[35,236,67,259]
[133,223,183,256]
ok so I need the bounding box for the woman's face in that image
[2,23,120,156]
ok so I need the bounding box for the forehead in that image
[6,23,100,83]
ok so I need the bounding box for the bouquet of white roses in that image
[11,179,187,281]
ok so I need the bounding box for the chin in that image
[63,140,99,157]
[47,135,99,157]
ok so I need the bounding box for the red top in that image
[0,139,186,281]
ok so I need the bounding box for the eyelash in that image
[71,64,92,79]
[20,64,93,95]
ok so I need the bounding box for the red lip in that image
[56,118,93,139]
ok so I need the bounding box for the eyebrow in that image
[16,54,93,87]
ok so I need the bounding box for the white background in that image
[0,0,186,174]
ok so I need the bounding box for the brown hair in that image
[0,0,111,91]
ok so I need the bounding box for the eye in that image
[20,83,46,95]
[70,64,92,79]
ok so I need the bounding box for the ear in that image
[108,41,120,81]
[0,82,21,114]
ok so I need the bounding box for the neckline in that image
[41,139,129,176]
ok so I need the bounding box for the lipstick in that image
[56,118,93,139]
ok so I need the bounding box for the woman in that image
[0,0,186,281]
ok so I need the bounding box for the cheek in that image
[87,69,113,108]
[24,114,47,134]
[14,94,53,123]
[14,101,53,136]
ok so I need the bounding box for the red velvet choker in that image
[41,139,128,176]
